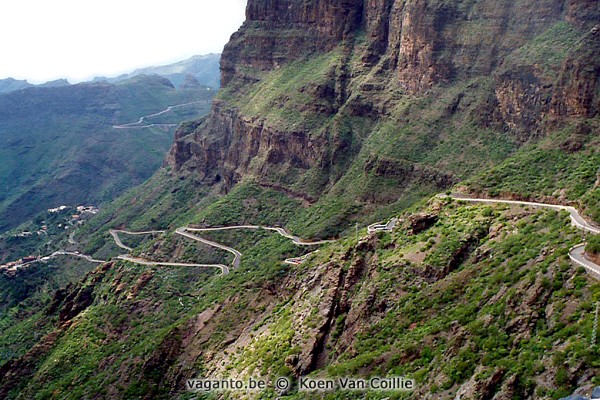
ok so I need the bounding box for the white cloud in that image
[0,0,247,83]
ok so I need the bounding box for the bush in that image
[587,235,600,255]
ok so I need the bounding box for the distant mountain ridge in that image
[93,53,221,89]
[0,53,221,94]
[37,79,71,88]
[0,78,72,94]
[0,78,32,93]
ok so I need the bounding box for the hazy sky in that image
[0,0,247,83]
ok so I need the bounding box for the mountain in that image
[94,53,221,89]
[0,1,599,399]
[37,79,71,88]
[0,78,71,94]
[166,0,599,235]
[0,78,32,93]
[0,53,220,95]
[0,74,215,233]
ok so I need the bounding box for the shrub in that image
[586,235,600,254]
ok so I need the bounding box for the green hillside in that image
[1,195,598,399]
[0,75,214,233]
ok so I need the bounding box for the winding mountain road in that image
[449,195,600,279]
[569,244,600,279]
[51,251,106,264]
[368,218,398,234]
[113,100,210,129]
[7,192,598,281]
[68,231,77,245]
[183,225,334,245]
[5,251,108,272]
[117,255,228,274]
[283,251,319,266]
[110,229,166,252]
[111,196,600,278]
[109,225,332,275]
[450,195,600,234]
[110,229,228,274]
[175,227,242,269]
[180,225,334,268]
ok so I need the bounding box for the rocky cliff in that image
[166,0,600,211]
[221,0,364,86]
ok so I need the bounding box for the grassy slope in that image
[464,120,600,223]
[2,198,598,399]
[237,200,599,400]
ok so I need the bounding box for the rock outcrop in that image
[221,0,364,86]
[408,212,438,235]
[165,102,332,188]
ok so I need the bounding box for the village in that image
[0,204,99,275]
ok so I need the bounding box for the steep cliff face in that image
[166,0,599,220]
[551,25,600,118]
[220,0,599,91]
[166,101,333,189]
[221,0,364,86]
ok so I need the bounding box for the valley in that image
[0,75,216,233]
